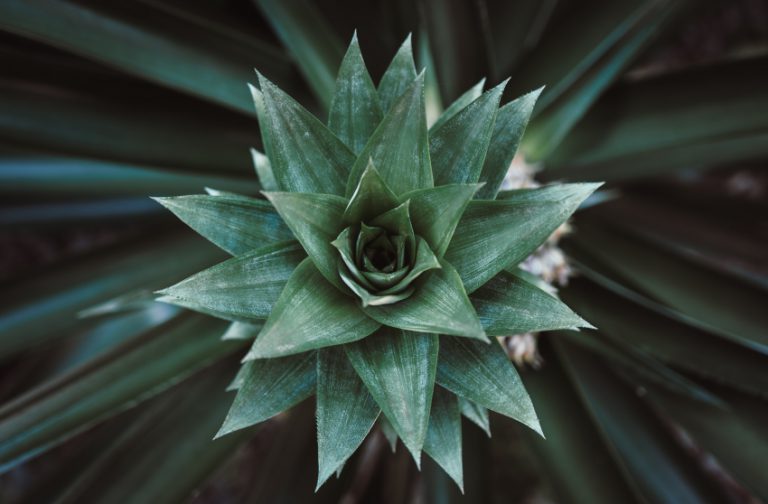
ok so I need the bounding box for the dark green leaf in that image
[643,385,768,500]
[0,232,223,360]
[153,194,293,256]
[471,270,592,336]
[264,191,347,290]
[573,220,768,353]
[345,327,438,463]
[329,33,383,154]
[377,34,417,113]
[363,260,486,341]
[53,359,250,504]
[347,73,433,197]
[556,340,730,503]
[520,343,640,504]
[245,259,379,359]
[424,387,463,491]
[1,81,256,176]
[446,183,600,293]
[158,241,304,321]
[544,56,768,181]
[436,337,541,435]
[430,79,485,132]
[562,278,768,397]
[0,314,239,467]
[404,183,482,256]
[0,0,292,114]
[257,73,354,195]
[255,0,343,109]
[431,80,506,186]
[476,88,542,199]
[0,155,260,198]
[216,351,316,438]
[316,347,380,490]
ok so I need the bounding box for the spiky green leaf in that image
[245,259,379,359]
[347,73,433,196]
[316,347,380,490]
[362,260,486,340]
[377,35,417,113]
[345,328,438,464]
[264,191,347,290]
[430,79,485,132]
[476,88,543,199]
[158,241,304,321]
[153,194,292,256]
[471,270,592,335]
[436,337,541,435]
[424,387,463,491]
[403,184,482,256]
[256,73,354,195]
[446,183,600,293]
[216,351,317,438]
[329,33,383,153]
[431,80,506,186]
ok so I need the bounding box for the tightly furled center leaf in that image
[155,31,600,492]
[332,165,441,306]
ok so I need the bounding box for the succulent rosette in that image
[156,33,598,490]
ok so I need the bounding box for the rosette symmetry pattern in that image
[156,34,598,491]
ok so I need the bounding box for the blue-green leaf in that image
[216,351,317,438]
[329,32,383,154]
[153,194,293,256]
[377,35,417,113]
[430,80,506,186]
[436,337,541,436]
[263,191,347,290]
[471,270,592,335]
[345,327,438,464]
[316,347,380,490]
[158,241,304,321]
[347,73,432,197]
[476,88,543,199]
[424,387,463,491]
[245,259,379,359]
[446,183,600,293]
[256,73,354,196]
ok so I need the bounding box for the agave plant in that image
[1,0,767,502]
[155,35,596,490]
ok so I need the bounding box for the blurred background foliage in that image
[0,0,767,502]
